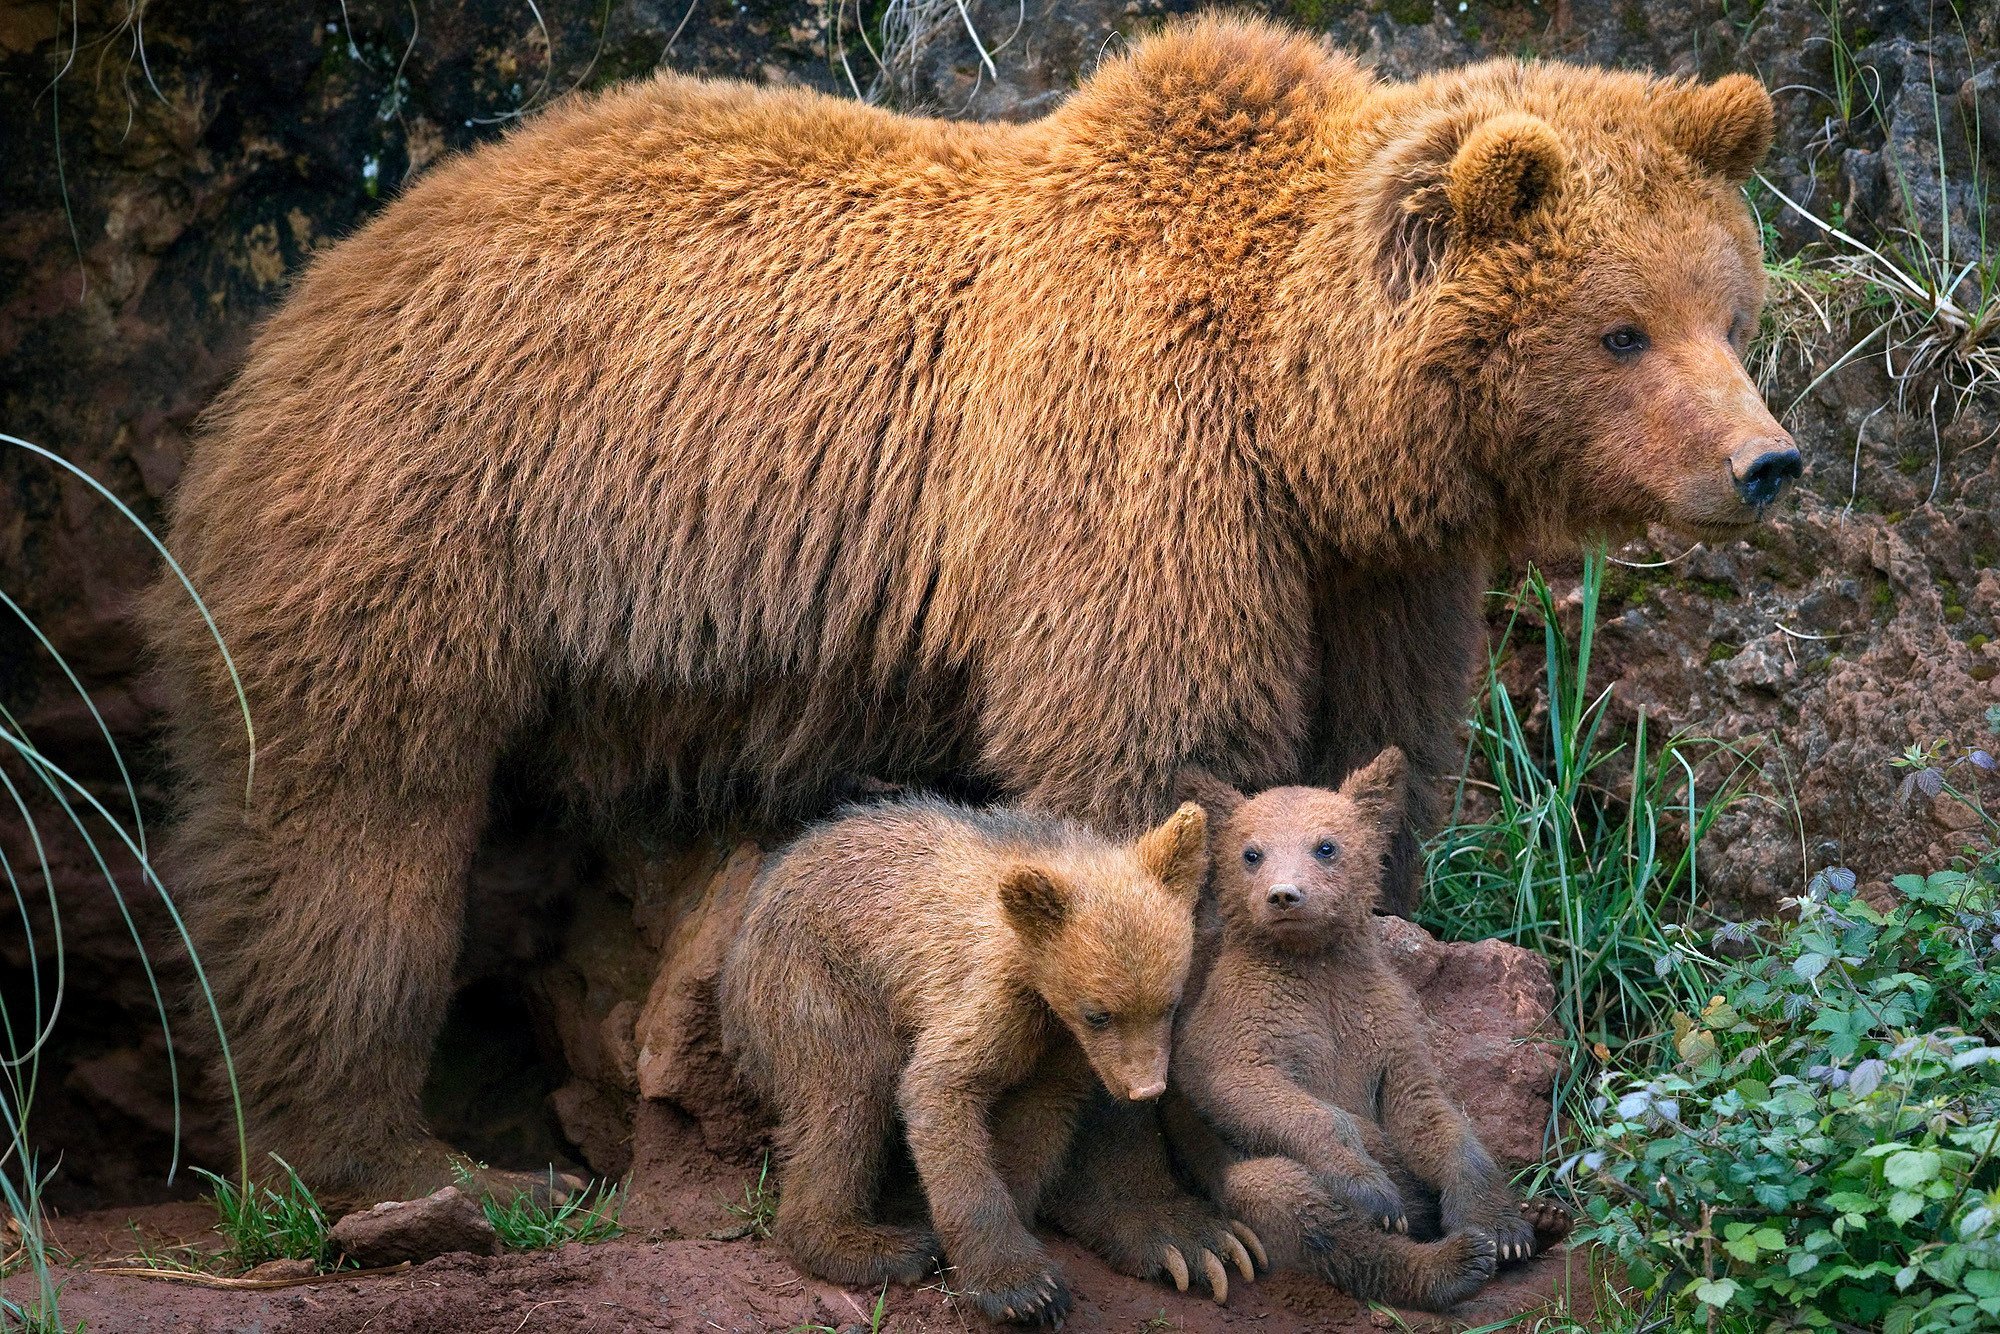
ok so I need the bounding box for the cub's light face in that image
[1522,210,1801,540]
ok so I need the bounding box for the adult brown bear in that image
[148,12,1797,1238]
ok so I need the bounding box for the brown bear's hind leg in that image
[1304,1223,1498,1312]
[178,780,488,1205]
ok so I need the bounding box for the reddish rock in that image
[242,1258,316,1281]
[1375,916,1563,1169]
[328,1186,501,1268]
[630,843,772,1158]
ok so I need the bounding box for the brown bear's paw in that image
[1321,1170,1407,1234]
[1521,1197,1574,1254]
[782,1221,942,1288]
[1414,1228,1498,1311]
[956,1255,1071,1327]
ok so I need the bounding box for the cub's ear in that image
[1368,110,1565,299]
[1444,113,1566,237]
[1136,801,1209,896]
[999,865,1070,942]
[1658,73,1774,183]
[1337,746,1408,834]
[1174,766,1247,823]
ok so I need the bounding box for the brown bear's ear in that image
[1443,113,1566,238]
[999,865,1070,941]
[1657,74,1774,183]
[1337,746,1408,834]
[1367,110,1564,299]
[1135,801,1209,897]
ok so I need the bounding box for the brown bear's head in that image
[1353,63,1797,547]
[998,802,1205,1102]
[1197,750,1405,954]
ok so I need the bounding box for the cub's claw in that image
[1201,1248,1229,1305]
[1160,1245,1190,1293]
[1220,1230,1256,1282]
[1229,1220,1267,1273]
[971,1268,1071,1327]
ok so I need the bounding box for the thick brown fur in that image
[147,13,1791,1198]
[715,797,1233,1324]
[1167,753,1572,1311]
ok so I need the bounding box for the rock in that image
[630,843,772,1158]
[328,1187,501,1268]
[1374,917,1563,1168]
[242,1258,316,1281]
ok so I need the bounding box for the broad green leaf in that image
[1883,1150,1942,1190]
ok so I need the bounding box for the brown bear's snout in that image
[1267,883,1304,908]
[1728,437,1803,511]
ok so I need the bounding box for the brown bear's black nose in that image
[1267,884,1302,908]
[1732,445,1803,510]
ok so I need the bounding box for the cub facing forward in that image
[1167,752,1570,1310]
[719,797,1251,1324]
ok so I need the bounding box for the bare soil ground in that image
[20,1110,1586,1333]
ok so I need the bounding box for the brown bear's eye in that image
[1314,840,1339,862]
[1081,1007,1112,1030]
[1242,848,1263,866]
[1602,327,1649,358]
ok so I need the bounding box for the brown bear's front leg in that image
[898,1051,1069,1325]
[1306,560,1487,917]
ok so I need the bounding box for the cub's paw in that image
[1416,1228,1498,1312]
[786,1222,941,1287]
[1522,1197,1574,1254]
[960,1258,1072,1327]
[1324,1171,1407,1234]
[1488,1211,1537,1264]
[1137,1200,1261,1305]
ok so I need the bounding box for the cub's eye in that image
[1314,840,1339,862]
[1602,327,1649,357]
[1081,1007,1112,1030]
[1242,848,1263,866]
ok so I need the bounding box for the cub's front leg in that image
[899,1045,1069,1326]
[1187,1061,1407,1232]
[1042,1095,1260,1303]
[1374,1015,1545,1262]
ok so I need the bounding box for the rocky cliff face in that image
[0,0,1993,1204]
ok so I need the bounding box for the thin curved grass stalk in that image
[0,590,145,861]
[2,433,255,804]
[1,432,261,1328]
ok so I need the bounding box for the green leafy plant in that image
[1576,863,2000,1332]
[192,1156,332,1270]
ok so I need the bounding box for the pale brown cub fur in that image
[1167,751,1571,1311]
[718,798,1252,1324]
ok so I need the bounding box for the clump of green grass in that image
[191,1157,331,1270]
[722,1154,778,1240]
[1422,549,1758,1143]
[479,1181,625,1249]
[790,1281,889,1334]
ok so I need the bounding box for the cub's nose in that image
[1267,884,1302,908]
[1730,440,1803,509]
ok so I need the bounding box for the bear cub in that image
[719,796,1250,1325]
[1166,750,1571,1311]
